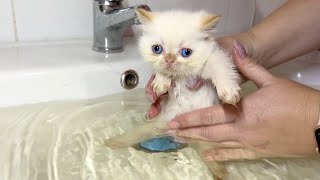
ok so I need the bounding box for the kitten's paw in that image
[151,75,171,96]
[217,83,241,105]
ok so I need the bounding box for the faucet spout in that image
[92,0,150,53]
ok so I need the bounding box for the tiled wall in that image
[254,0,287,24]
[0,0,287,44]
[0,0,15,42]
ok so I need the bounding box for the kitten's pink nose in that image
[165,53,176,63]
[166,59,174,63]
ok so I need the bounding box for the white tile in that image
[190,0,229,36]
[190,0,228,14]
[146,0,229,35]
[122,0,148,37]
[226,0,256,35]
[254,0,287,24]
[131,0,256,37]
[14,0,93,42]
[0,0,15,43]
[125,0,148,6]
[189,0,256,36]
[147,0,192,11]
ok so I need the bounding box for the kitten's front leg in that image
[152,73,172,96]
[202,50,241,105]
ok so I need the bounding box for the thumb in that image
[232,40,274,88]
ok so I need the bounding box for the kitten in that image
[136,9,241,121]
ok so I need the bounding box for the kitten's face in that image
[136,9,220,79]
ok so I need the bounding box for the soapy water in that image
[0,88,320,180]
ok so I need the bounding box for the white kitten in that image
[136,9,241,121]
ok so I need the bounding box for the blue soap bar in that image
[139,136,186,152]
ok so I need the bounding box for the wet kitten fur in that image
[136,9,241,120]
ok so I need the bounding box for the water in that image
[0,88,320,180]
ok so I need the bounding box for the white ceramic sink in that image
[271,51,320,90]
[0,38,151,107]
[0,37,319,108]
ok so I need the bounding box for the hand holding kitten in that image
[168,41,320,161]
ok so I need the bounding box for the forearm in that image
[245,0,320,69]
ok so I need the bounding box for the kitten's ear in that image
[200,14,221,29]
[135,8,154,24]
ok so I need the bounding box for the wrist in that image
[298,88,320,155]
[314,91,320,153]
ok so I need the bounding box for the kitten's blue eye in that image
[181,48,192,57]
[152,45,163,54]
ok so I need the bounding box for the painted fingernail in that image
[204,155,214,161]
[233,40,247,59]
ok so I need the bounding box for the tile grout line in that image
[10,0,18,42]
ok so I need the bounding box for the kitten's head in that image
[136,9,221,79]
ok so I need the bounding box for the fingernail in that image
[145,112,150,120]
[166,130,176,135]
[233,40,247,59]
[146,110,154,120]
[168,121,180,129]
[204,155,214,161]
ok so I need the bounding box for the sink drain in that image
[120,70,139,90]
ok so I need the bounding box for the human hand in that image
[145,75,204,120]
[216,33,256,84]
[168,41,320,161]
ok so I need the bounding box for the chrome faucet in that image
[92,0,151,53]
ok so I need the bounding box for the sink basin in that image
[0,38,318,108]
[0,38,151,107]
[271,51,320,90]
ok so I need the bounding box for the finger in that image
[202,147,260,162]
[146,100,161,120]
[233,40,274,88]
[175,123,238,142]
[168,104,238,129]
[219,141,244,148]
[172,138,243,150]
[145,75,157,103]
